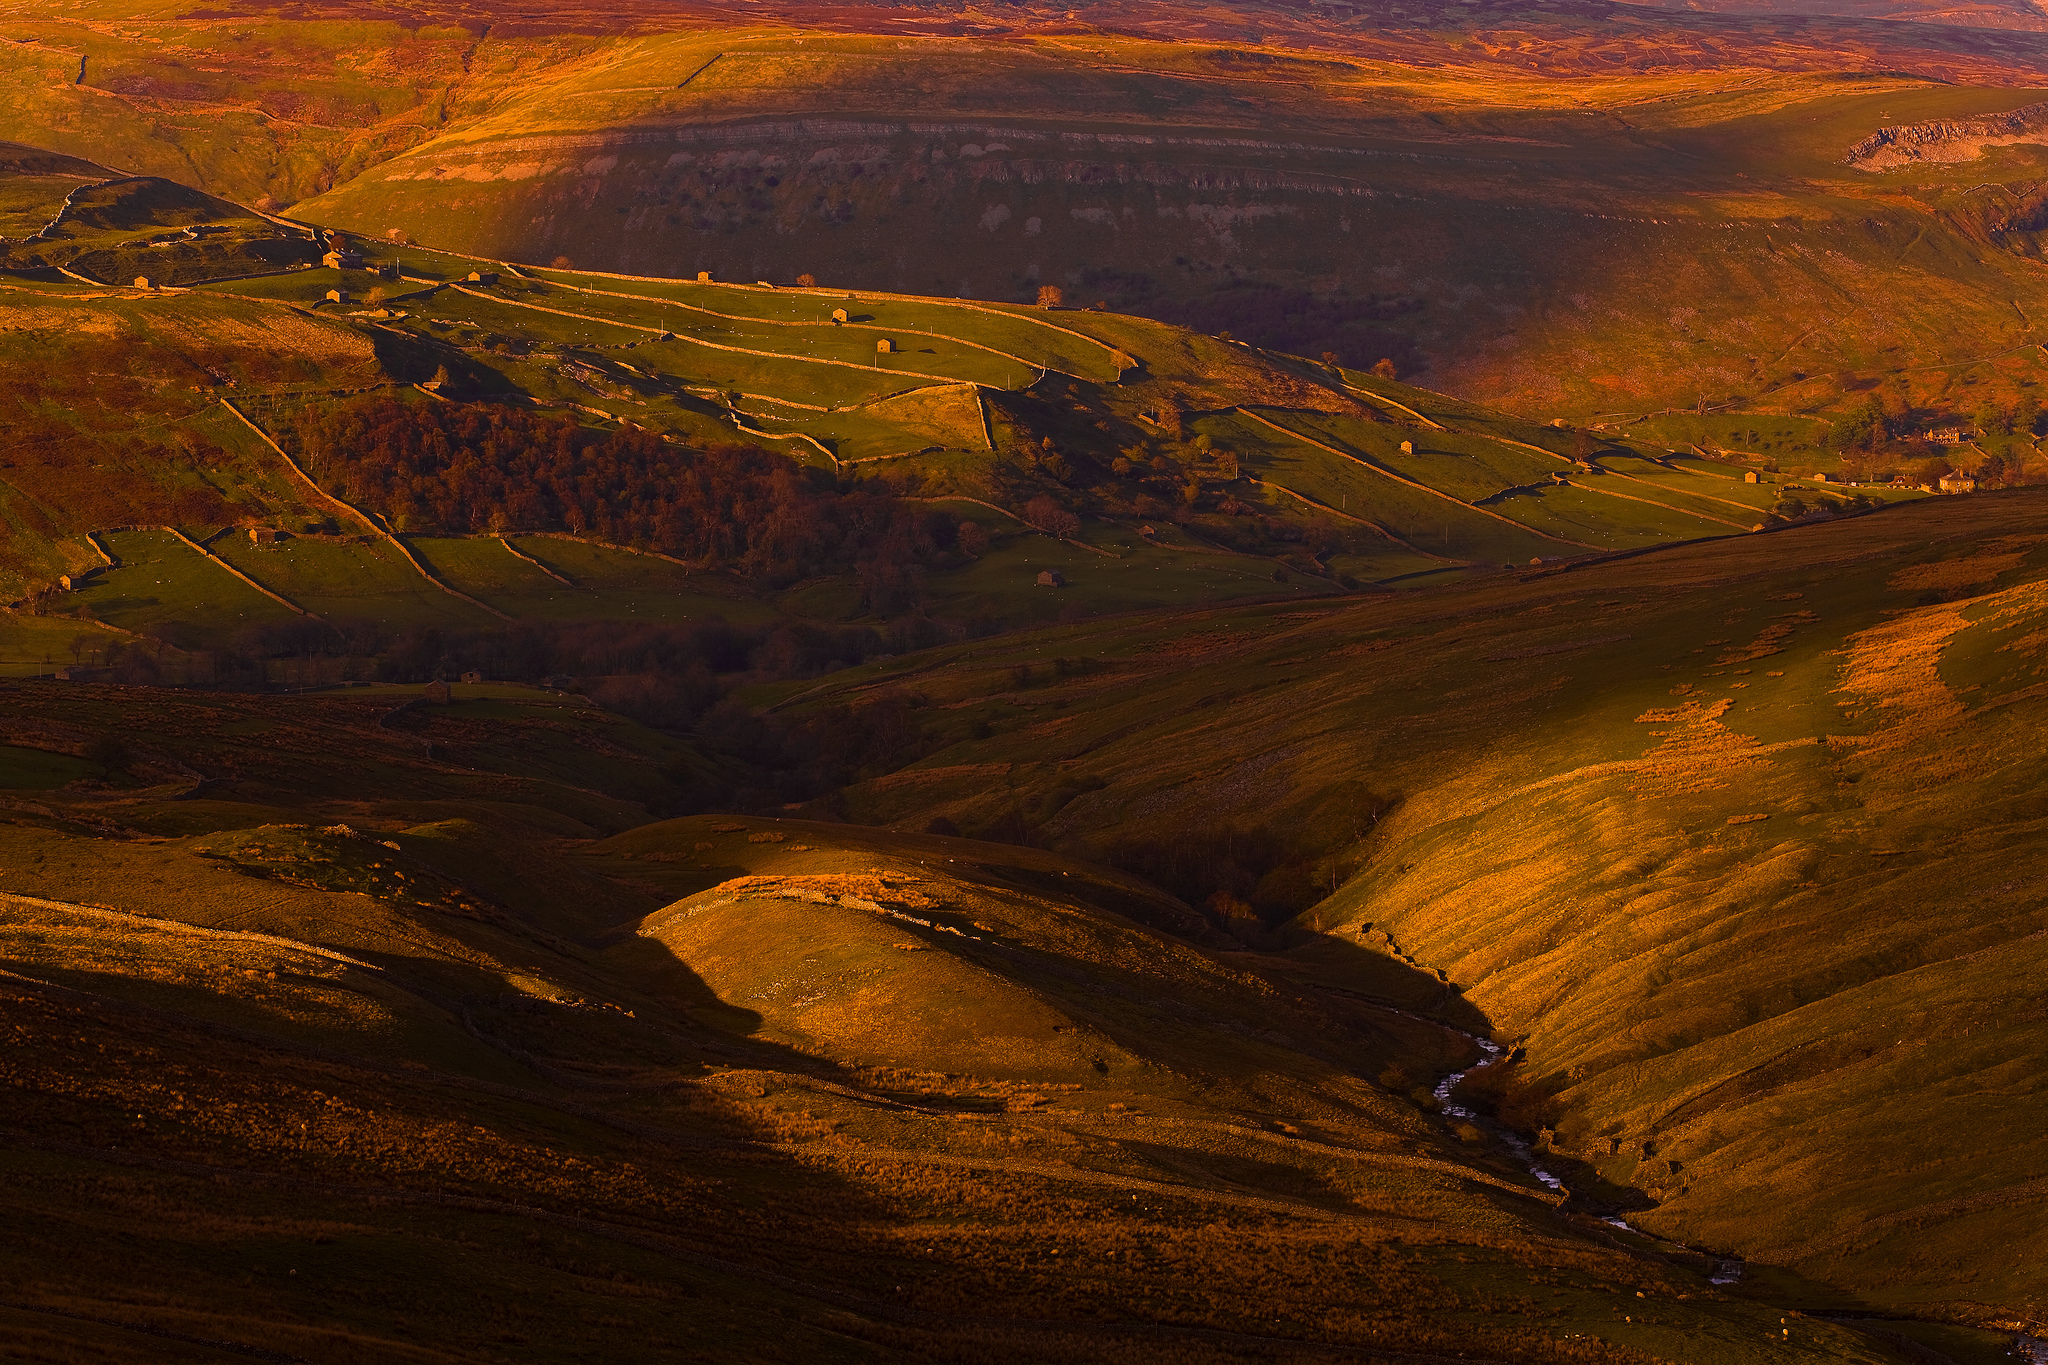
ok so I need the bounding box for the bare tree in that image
[1037,284,1063,309]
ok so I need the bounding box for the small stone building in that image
[1939,472,1978,494]
[321,247,364,269]
[465,270,498,285]
[132,276,151,289]
[459,670,483,684]
[831,308,848,323]
[876,338,894,354]
[325,288,348,304]
[423,679,451,704]
[248,527,285,545]
[1037,569,1065,587]
[1744,471,1760,484]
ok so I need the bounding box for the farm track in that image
[1468,426,1771,519]
[1556,479,1753,531]
[1340,385,1445,431]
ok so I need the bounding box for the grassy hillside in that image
[7,3,2048,435]
[2,165,1889,642]
[0,675,1949,1363]
[289,54,2048,430]
[763,488,2048,1344]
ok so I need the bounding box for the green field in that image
[76,529,300,633]
[6,161,1928,628]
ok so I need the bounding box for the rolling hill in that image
[1,156,1909,679]
[9,0,2048,436]
[2,477,2044,1362]
[0,668,2001,1364]
[0,675,1916,1365]
[1,4,2045,1360]
[766,483,2048,1351]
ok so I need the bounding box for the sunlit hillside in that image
[10,1,2048,427]
[1,163,1905,649]
[775,487,2048,1348]
[0,678,1928,1364]
[3,3,2046,1362]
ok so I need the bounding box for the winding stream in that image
[1423,1021,2048,1356]
[1428,1024,1746,1286]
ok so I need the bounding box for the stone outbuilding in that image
[423,679,451,704]
[321,246,364,269]
[1036,569,1065,587]
[876,338,894,354]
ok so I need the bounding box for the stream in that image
[1429,1026,1746,1287]
[1427,1028,2048,1359]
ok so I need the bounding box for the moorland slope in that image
[11,1,2048,424]
[0,679,1929,1364]
[771,487,2048,1342]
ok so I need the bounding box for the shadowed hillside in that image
[770,488,2048,1342]
[0,681,1934,1363]
[13,2,2048,425]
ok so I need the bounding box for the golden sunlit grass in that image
[776,489,2048,1336]
[0,646,1938,1362]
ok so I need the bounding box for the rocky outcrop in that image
[1847,100,2048,169]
